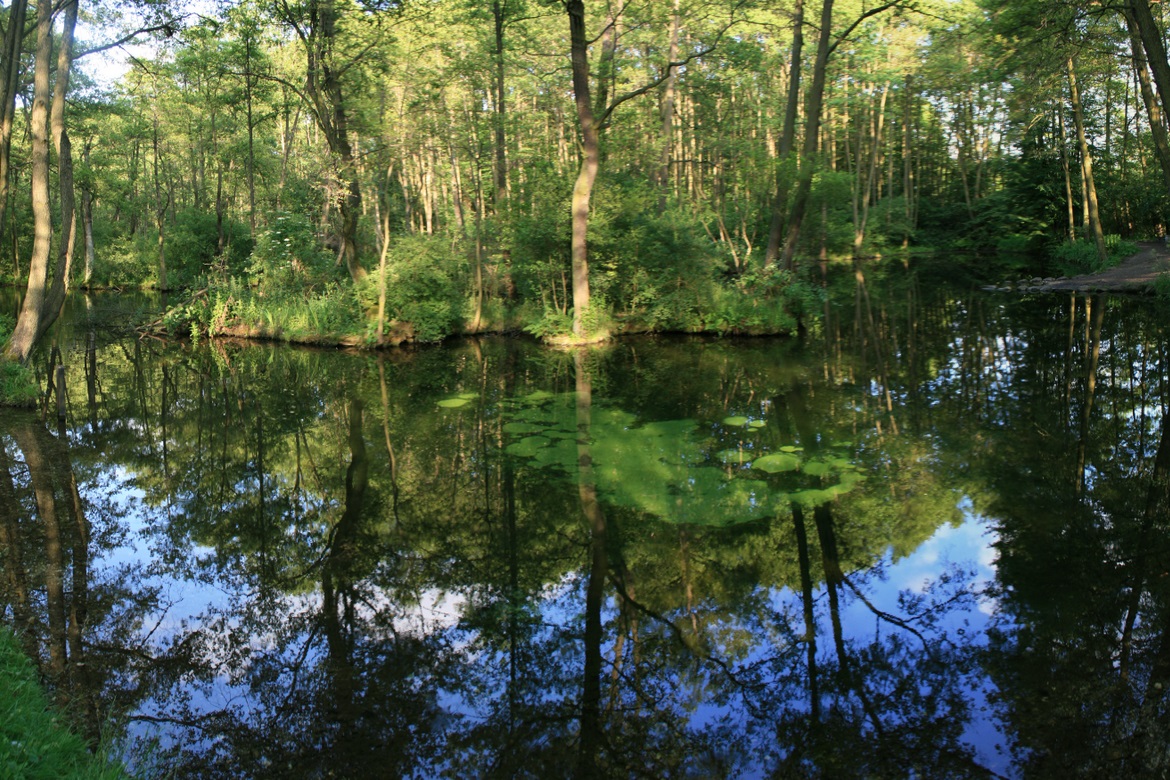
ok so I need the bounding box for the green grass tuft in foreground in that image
[0,360,40,407]
[0,629,128,779]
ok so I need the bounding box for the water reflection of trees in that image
[12,272,1170,775]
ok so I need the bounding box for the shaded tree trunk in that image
[764,0,804,267]
[1067,57,1107,266]
[779,0,835,271]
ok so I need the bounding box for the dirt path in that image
[989,241,1170,293]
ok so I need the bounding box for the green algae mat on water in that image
[448,390,867,526]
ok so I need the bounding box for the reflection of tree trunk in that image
[3,419,98,739]
[1076,295,1105,496]
[0,442,34,649]
[792,503,821,721]
[321,398,368,757]
[12,425,68,688]
[377,357,400,522]
[1122,410,1170,681]
[813,501,884,737]
[575,350,607,777]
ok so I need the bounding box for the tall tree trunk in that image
[0,0,28,236]
[1126,5,1170,197]
[764,0,805,267]
[566,0,613,338]
[492,0,508,209]
[1058,109,1076,243]
[655,0,681,211]
[1068,58,1107,266]
[5,0,55,362]
[780,0,834,271]
[853,84,888,256]
[48,0,78,311]
[1129,0,1170,127]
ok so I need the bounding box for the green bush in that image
[249,211,338,294]
[1050,236,1137,276]
[357,233,466,342]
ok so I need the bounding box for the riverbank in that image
[989,240,1170,294]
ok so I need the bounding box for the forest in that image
[0,0,1167,371]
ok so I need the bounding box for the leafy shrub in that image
[357,233,465,342]
[1050,236,1137,276]
[249,211,337,294]
[167,208,253,283]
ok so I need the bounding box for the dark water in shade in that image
[2,265,1170,778]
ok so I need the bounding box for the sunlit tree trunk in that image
[655,0,681,212]
[5,0,56,362]
[565,0,614,338]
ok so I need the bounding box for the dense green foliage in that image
[0,0,1168,348]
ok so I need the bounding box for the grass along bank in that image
[0,628,127,779]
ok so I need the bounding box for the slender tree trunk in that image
[1057,109,1076,242]
[655,0,681,211]
[764,0,804,267]
[780,0,834,271]
[492,0,508,209]
[0,0,28,235]
[853,84,887,256]
[1068,58,1107,265]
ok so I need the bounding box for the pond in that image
[2,264,1168,778]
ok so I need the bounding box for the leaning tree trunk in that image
[1126,4,1170,197]
[5,0,56,363]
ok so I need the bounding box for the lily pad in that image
[438,397,473,409]
[748,420,767,429]
[505,436,550,458]
[802,460,833,477]
[722,415,749,427]
[752,452,801,474]
[503,421,545,435]
[780,445,803,453]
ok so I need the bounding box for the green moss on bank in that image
[0,629,128,779]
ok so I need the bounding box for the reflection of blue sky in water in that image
[87,455,1011,777]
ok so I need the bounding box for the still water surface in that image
[2,266,1168,778]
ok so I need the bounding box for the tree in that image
[559,0,741,339]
